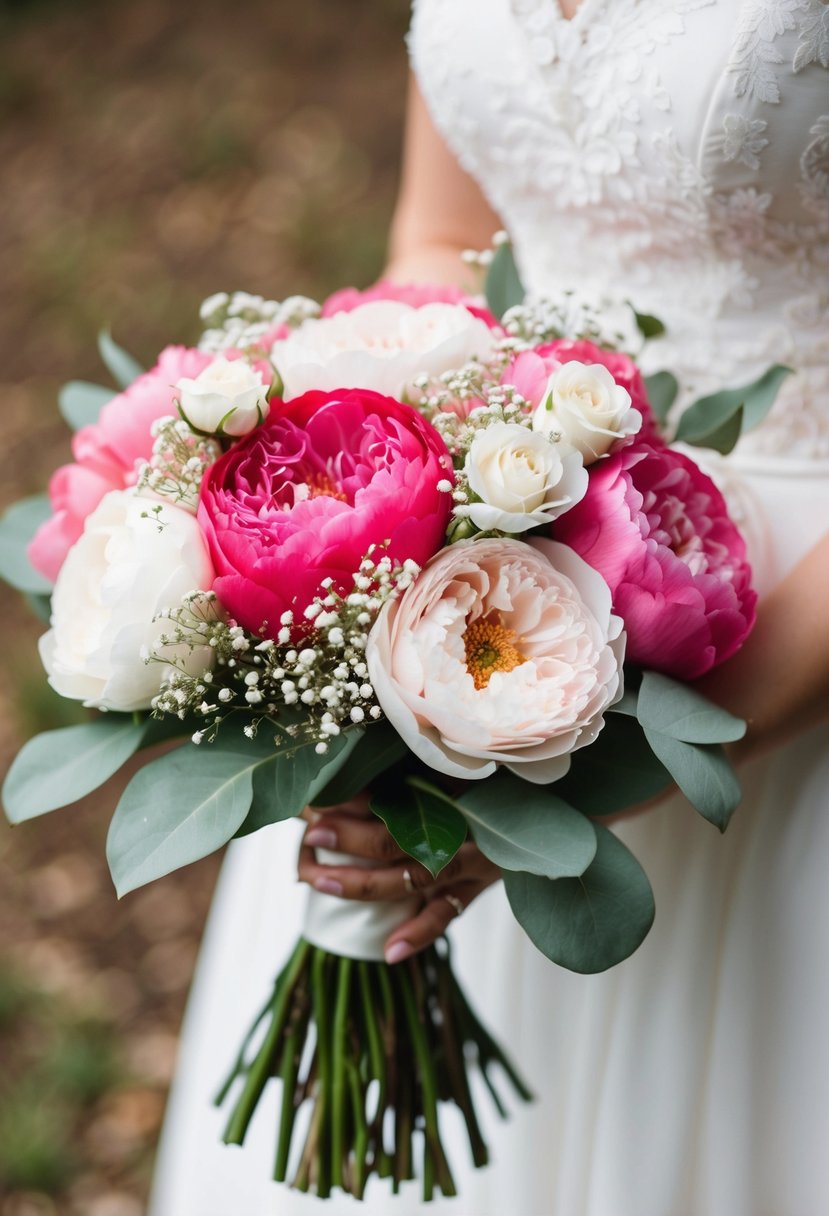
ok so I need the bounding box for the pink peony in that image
[504,338,662,447]
[29,346,215,582]
[198,388,454,637]
[321,280,500,329]
[552,444,757,678]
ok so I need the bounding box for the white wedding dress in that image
[150,2,829,1213]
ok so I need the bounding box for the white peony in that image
[39,490,216,712]
[271,301,496,401]
[455,422,588,533]
[366,537,625,784]
[533,361,641,462]
[176,357,269,436]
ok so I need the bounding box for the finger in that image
[297,844,434,900]
[302,812,408,863]
[301,792,371,823]
[384,880,484,962]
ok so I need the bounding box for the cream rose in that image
[39,490,216,712]
[176,357,269,436]
[366,537,625,783]
[456,422,587,533]
[271,301,496,401]
[533,361,641,462]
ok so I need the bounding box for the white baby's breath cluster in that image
[136,417,222,511]
[198,290,321,354]
[502,290,645,353]
[148,552,421,752]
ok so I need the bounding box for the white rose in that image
[176,357,269,436]
[455,422,588,533]
[533,361,641,463]
[271,301,496,400]
[39,490,216,712]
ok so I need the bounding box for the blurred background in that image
[0,2,409,1212]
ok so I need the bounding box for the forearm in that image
[696,532,829,759]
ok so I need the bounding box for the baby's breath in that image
[198,290,320,355]
[136,417,221,510]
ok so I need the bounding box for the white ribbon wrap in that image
[302,848,421,961]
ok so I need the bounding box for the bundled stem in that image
[217,937,531,1200]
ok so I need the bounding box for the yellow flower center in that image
[306,472,347,502]
[463,615,526,690]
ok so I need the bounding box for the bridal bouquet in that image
[1,243,788,1199]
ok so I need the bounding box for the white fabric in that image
[150,2,829,1213]
[302,849,421,960]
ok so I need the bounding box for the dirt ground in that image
[0,2,409,1211]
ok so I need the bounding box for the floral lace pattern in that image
[409,0,829,462]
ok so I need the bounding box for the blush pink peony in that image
[552,444,757,679]
[197,388,454,636]
[366,537,625,783]
[29,346,215,582]
[320,280,500,329]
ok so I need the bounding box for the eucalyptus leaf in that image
[107,736,270,895]
[643,371,678,425]
[638,670,746,744]
[98,330,144,390]
[485,242,525,320]
[674,364,791,453]
[642,730,742,831]
[459,771,597,878]
[607,687,639,718]
[237,729,363,837]
[58,381,116,430]
[503,824,655,973]
[370,777,467,878]
[554,715,671,815]
[3,717,148,823]
[0,495,53,594]
[634,311,665,340]
[311,721,407,807]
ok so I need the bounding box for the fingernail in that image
[314,876,344,896]
[305,827,338,849]
[385,940,414,965]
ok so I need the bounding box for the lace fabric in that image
[409,0,829,463]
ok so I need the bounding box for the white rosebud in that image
[176,357,269,436]
[533,362,641,463]
[39,491,216,712]
[455,422,588,533]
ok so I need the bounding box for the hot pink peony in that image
[552,444,757,678]
[198,388,454,636]
[504,338,662,447]
[29,346,215,582]
[321,280,500,329]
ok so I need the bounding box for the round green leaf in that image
[503,824,655,973]
[98,330,144,389]
[58,381,116,430]
[638,670,746,744]
[460,771,597,878]
[0,495,53,594]
[641,730,741,831]
[484,242,525,320]
[370,777,467,878]
[554,715,671,816]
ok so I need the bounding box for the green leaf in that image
[641,730,741,831]
[0,495,53,594]
[607,687,639,718]
[554,715,671,815]
[643,370,678,426]
[3,717,148,823]
[638,670,746,744]
[459,771,597,878]
[634,310,665,340]
[370,776,467,878]
[484,242,525,320]
[107,735,266,895]
[503,824,655,973]
[237,728,363,837]
[97,330,144,390]
[311,721,407,806]
[58,381,116,430]
[674,364,791,453]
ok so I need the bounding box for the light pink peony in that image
[552,444,757,678]
[504,338,662,447]
[321,280,500,329]
[366,537,625,783]
[29,346,215,582]
[198,388,454,637]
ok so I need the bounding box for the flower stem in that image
[330,955,353,1189]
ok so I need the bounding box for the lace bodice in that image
[409,0,829,465]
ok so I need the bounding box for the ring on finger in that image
[443,893,464,918]
[402,868,415,893]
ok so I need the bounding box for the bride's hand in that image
[297,797,501,963]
